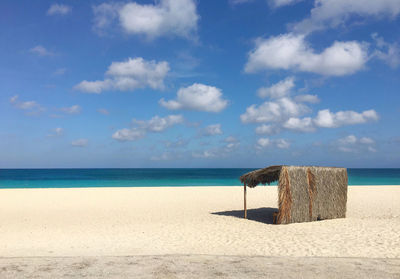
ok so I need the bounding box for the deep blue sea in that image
[0,168,399,188]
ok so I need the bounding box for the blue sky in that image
[1,0,400,168]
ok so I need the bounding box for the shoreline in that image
[1,184,400,189]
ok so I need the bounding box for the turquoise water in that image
[0,168,399,189]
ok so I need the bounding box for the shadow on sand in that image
[212,207,278,225]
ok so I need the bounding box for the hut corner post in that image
[244,183,247,219]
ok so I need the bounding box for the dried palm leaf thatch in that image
[240,165,282,187]
[240,165,348,224]
[277,167,292,224]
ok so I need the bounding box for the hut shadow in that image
[212,207,278,225]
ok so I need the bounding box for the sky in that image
[1,0,400,168]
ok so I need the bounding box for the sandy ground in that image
[1,255,399,279]
[0,186,399,277]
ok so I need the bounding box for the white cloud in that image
[242,84,378,135]
[29,45,54,56]
[257,77,295,98]
[360,137,375,144]
[275,139,290,149]
[47,127,64,137]
[294,94,320,103]
[292,0,400,34]
[93,0,199,39]
[151,152,175,161]
[54,127,63,136]
[75,57,170,94]
[164,139,188,148]
[133,114,184,132]
[47,4,71,15]
[224,136,240,150]
[314,109,378,128]
[270,0,303,8]
[112,128,145,141]
[71,139,88,147]
[337,135,376,153]
[256,138,290,149]
[61,105,81,114]
[201,124,223,136]
[75,80,112,94]
[92,3,121,35]
[240,97,309,123]
[372,33,400,68]
[338,146,354,153]
[283,117,315,132]
[113,114,184,142]
[10,95,37,109]
[255,124,280,135]
[230,0,254,4]
[224,136,238,143]
[53,68,67,76]
[339,135,357,145]
[160,83,228,113]
[192,150,216,158]
[245,33,368,76]
[97,108,110,115]
[276,108,378,133]
[257,137,271,148]
[226,142,240,150]
[9,95,44,114]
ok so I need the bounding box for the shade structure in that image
[240,165,348,224]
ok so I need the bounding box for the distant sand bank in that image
[0,186,399,258]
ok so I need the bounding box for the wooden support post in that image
[244,183,247,219]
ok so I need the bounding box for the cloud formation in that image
[133,115,184,132]
[10,95,44,114]
[61,105,81,114]
[29,45,54,57]
[283,109,378,132]
[97,108,110,115]
[241,78,378,135]
[75,57,170,93]
[372,33,400,68]
[255,124,280,135]
[270,0,303,8]
[93,0,199,39]
[337,135,376,153]
[112,114,184,141]
[48,127,64,137]
[283,117,315,132]
[291,0,400,34]
[71,139,88,147]
[201,124,223,136]
[160,83,228,113]
[313,109,378,128]
[257,77,295,98]
[256,138,290,149]
[245,33,368,76]
[294,94,320,104]
[47,4,72,15]
[240,97,309,123]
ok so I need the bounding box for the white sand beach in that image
[0,186,399,277]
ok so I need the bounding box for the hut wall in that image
[311,167,348,221]
[277,166,348,224]
[288,167,312,223]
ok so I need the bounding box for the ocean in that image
[0,168,400,189]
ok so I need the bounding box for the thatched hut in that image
[240,166,348,224]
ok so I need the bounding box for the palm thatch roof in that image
[240,165,282,187]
